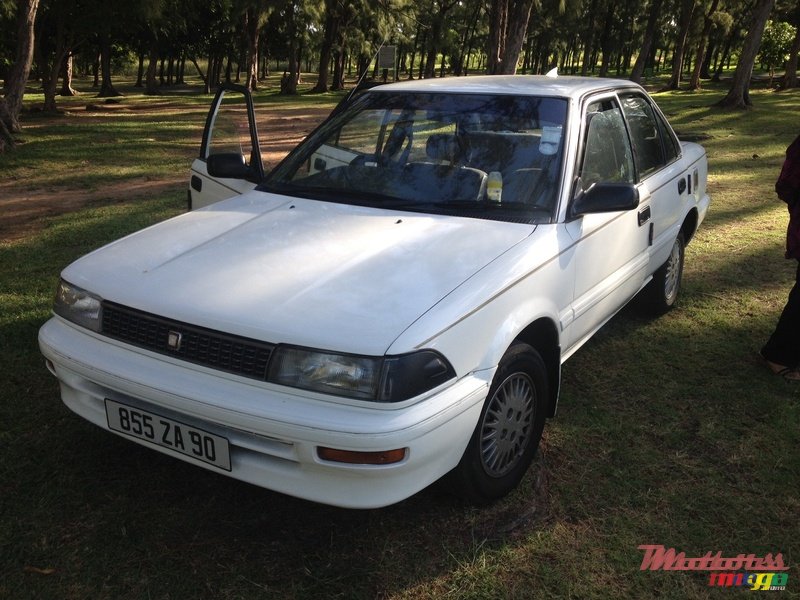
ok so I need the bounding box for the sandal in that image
[766,360,800,382]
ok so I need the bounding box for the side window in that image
[205,89,258,166]
[200,84,264,183]
[619,93,668,178]
[578,99,635,192]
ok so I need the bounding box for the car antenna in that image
[342,39,387,106]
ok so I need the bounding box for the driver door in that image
[564,95,651,352]
[189,83,264,210]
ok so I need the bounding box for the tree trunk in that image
[486,0,508,73]
[712,23,739,81]
[417,33,427,79]
[717,0,776,108]
[486,0,535,74]
[97,37,122,97]
[500,0,535,74]
[282,2,299,95]
[598,1,615,77]
[60,53,77,96]
[580,0,599,75]
[32,2,67,112]
[0,100,17,152]
[311,0,339,92]
[2,0,40,136]
[630,0,663,82]
[781,24,800,89]
[700,40,715,79]
[135,52,145,87]
[424,15,443,78]
[178,54,186,84]
[41,33,69,112]
[145,41,160,95]
[92,53,100,87]
[334,49,346,90]
[189,56,210,93]
[689,0,721,89]
[667,0,696,89]
[245,7,261,91]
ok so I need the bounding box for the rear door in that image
[618,91,688,273]
[189,83,264,210]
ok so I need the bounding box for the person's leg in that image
[762,261,800,374]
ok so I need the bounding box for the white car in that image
[39,75,710,508]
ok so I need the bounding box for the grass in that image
[1,75,799,599]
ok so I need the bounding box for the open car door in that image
[188,83,264,210]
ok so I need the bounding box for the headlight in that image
[53,279,103,332]
[268,346,456,402]
[268,347,382,400]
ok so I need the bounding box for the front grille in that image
[101,302,274,380]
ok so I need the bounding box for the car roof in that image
[368,75,643,100]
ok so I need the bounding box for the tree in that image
[666,0,697,89]
[34,0,78,111]
[717,0,776,107]
[486,0,537,74]
[630,0,665,82]
[1,0,39,153]
[759,19,796,85]
[243,0,274,90]
[310,0,341,92]
[780,0,800,87]
[783,21,800,86]
[689,0,723,90]
[88,0,162,97]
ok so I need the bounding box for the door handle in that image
[638,206,651,227]
[677,178,686,194]
[191,175,203,192]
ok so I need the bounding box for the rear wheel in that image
[641,231,685,315]
[452,343,548,504]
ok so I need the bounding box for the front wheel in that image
[640,231,685,315]
[451,343,548,504]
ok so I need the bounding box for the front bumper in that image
[39,317,491,508]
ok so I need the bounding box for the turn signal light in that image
[317,447,407,465]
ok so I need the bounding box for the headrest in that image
[426,133,459,162]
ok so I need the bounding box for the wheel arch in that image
[512,317,561,418]
[681,207,699,245]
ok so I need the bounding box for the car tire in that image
[451,342,548,504]
[641,231,685,315]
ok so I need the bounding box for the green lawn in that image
[0,77,798,599]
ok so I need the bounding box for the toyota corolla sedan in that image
[39,75,710,508]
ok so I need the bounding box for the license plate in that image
[105,399,231,471]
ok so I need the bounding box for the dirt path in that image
[1,105,331,242]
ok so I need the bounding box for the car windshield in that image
[262,91,568,224]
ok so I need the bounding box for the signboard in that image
[378,45,396,70]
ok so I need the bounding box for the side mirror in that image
[571,182,639,218]
[207,152,252,180]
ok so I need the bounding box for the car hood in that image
[63,192,534,355]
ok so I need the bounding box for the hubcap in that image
[480,372,535,478]
[663,239,682,303]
